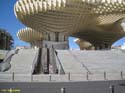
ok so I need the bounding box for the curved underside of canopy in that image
[15,0,125,46]
[17,28,43,43]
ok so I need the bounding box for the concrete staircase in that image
[57,50,125,75]
[72,50,125,74]
[7,48,38,74]
[56,50,87,74]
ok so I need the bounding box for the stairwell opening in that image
[33,47,59,75]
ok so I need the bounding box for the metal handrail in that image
[55,50,65,74]
[68,50,92,74]
[31,49,39,74]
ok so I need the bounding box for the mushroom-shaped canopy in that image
[14,0,125,32]
[14,0,70,33]
[17,28,43,43]
[14,0,98,34]
[15,0,125,37]
[74,38,94,50]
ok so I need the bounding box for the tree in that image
[0,29,14,50]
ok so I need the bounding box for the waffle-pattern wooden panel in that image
[14,0,125,34]
[17,28,43,42]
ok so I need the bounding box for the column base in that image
[42,40,69,49]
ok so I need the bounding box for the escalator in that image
[33,48,58,74]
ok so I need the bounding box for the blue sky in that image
[0,0,29,47]
[0,0,124,49]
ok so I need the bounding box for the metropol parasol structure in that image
[15,0,125,50]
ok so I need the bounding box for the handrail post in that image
[49,75,52,82]
[12,72,14,81]
[68,72,70,81]
[121,71,123,80]
[109,85,114,93]
[31,74,33,82]
[86,72,89,80]
[61,88,66,93]
[104,71,107,80]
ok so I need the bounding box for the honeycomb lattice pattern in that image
[17,28,43,42]
[15,0,125,45]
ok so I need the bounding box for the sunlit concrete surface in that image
[57,49,125,74]
[6,48,38,73]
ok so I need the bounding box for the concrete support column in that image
[42,40,69,49]
[43,32,69,49]
[94,44,111,50]
[104,44,111,50]
[99,46,102,50]
[102,44,106,49]
[95,45,100,50]
[30,40,43,48]
[29,31,69,50]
